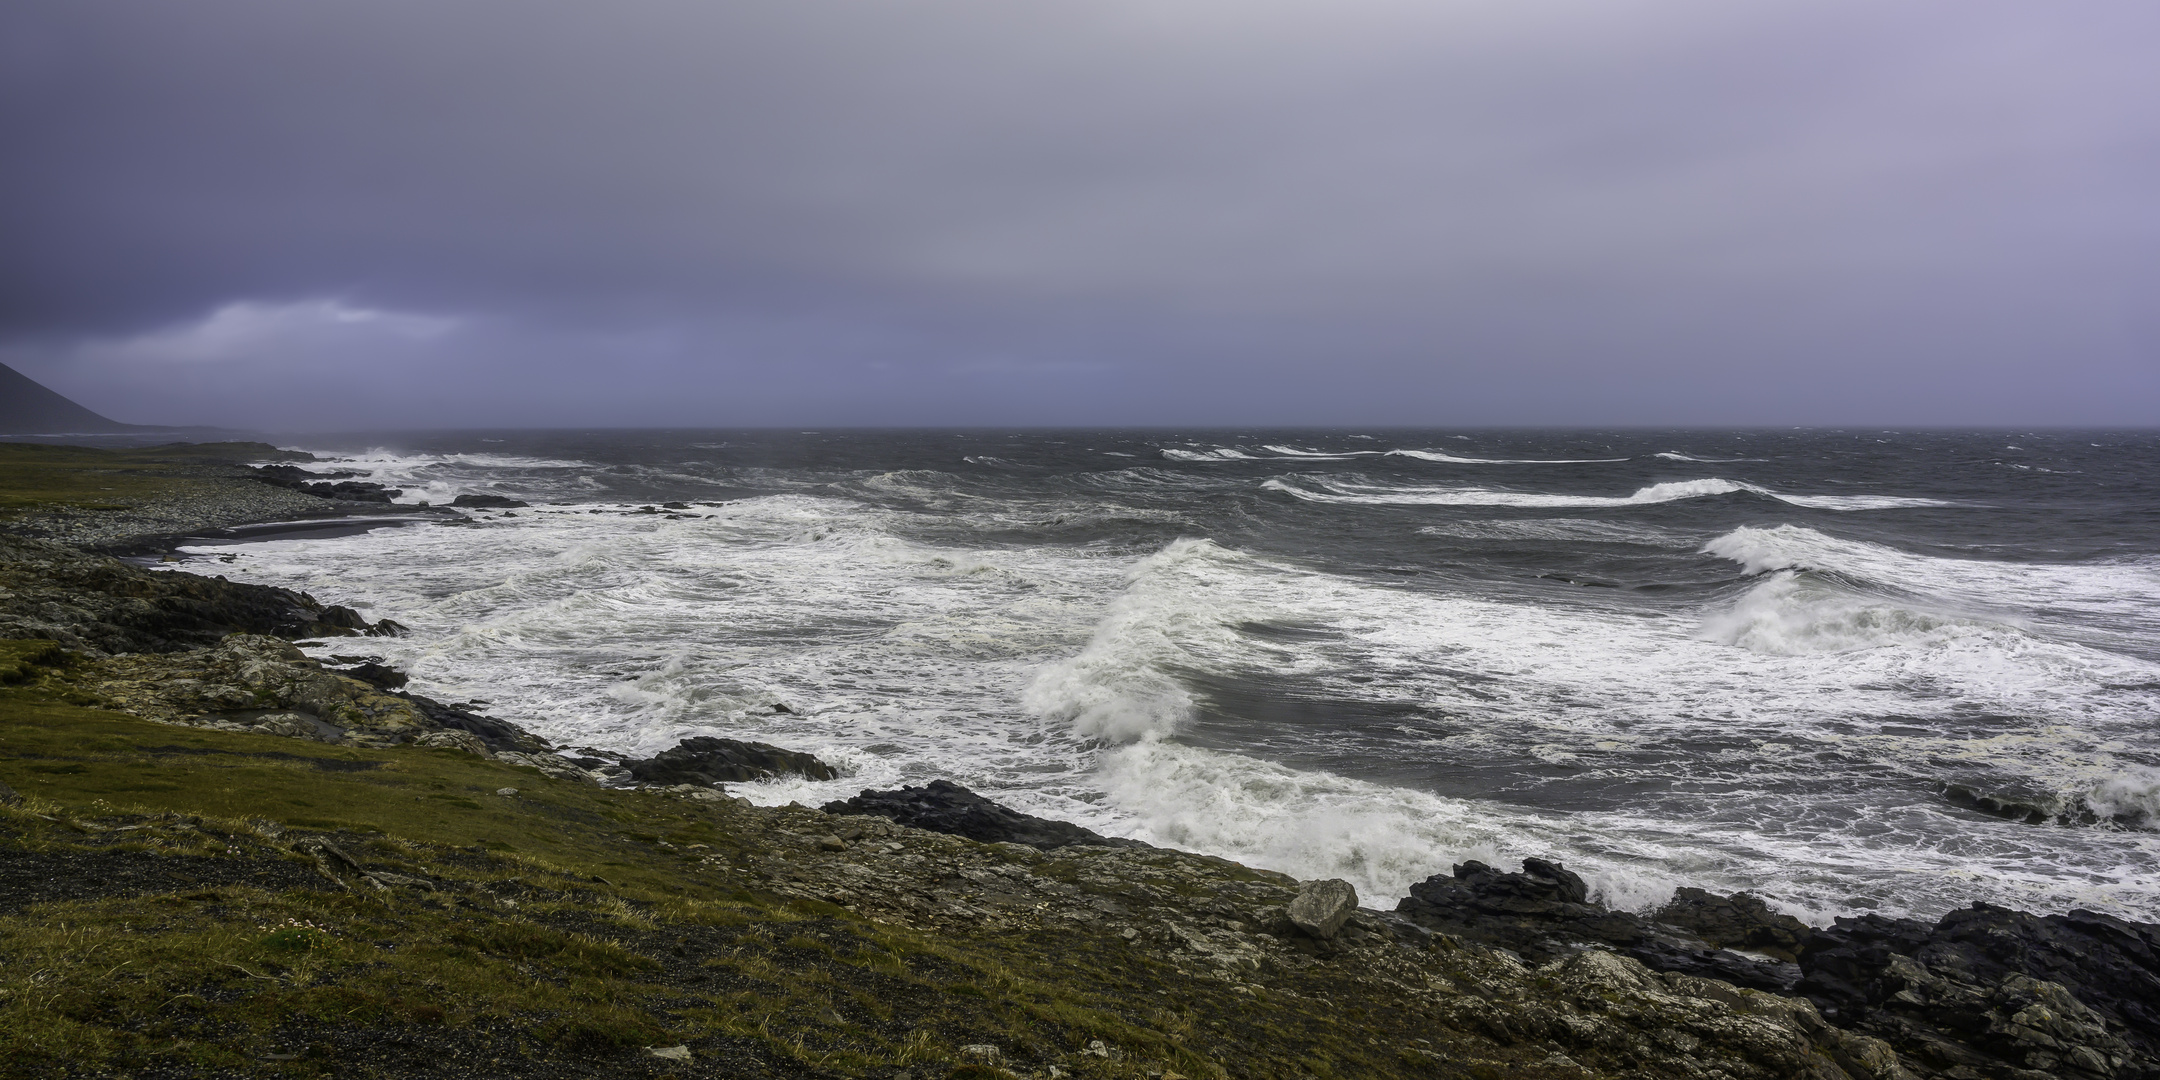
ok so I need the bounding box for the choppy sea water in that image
[174,430,2160,926]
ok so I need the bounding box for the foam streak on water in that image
[182,430,2160,925]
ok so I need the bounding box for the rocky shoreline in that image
[2,456,2157,1080]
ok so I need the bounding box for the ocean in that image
[172,429,2160,926]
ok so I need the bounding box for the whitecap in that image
[1385,449,1631,464]
[1161,447,1258,462]
[1418,519,1691,546]
[1656,451,1764,463]
[1703,525,2160,640]
[1264,476,1954,511]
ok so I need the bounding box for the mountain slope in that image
[0,363,139,434]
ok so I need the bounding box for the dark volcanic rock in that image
[333,661,409,690]
[1395,856,2159,1078]
[1395,859,1801,993]
[449,494,529,508]
[1657,886,1815,962]
[1792,912,1935,1026]
[0,537,406,653]
[820,779,1149,851]
[399,694,552,755]
[251,464,401,503]
[1797,902,2160,1078]
[627,736,839,787]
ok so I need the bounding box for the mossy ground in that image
[0,443,300,517]
[0,643,1548,1080]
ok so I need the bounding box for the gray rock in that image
[819,779,1148,851]
[413,730,491,756]
[0,778,21,807]
[628,735,838,786]
[1287,878,1358,940]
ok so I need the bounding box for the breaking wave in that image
[1261,445,1627,464]
[1264,476,1954,510]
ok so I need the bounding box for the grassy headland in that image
[8,440,2137,1080]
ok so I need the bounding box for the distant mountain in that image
[0,362,144,434]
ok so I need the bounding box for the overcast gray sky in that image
[3,0,2155,428]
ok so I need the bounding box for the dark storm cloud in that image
[3,0,2156,427]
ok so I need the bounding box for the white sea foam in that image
[2084,768,2160,829]
[181,454,2160,924]
[1264,475,1953,510]
[1699,571,1975,655]
[1022,539,1280,742]
[1417,519,1692,546]
[1384,449,1630,464]
[1161,447,1258,461]
[1704,526,2160,643]
[1260,444,1382,459]
[1258,444,1628,464]
[282,448,600,505]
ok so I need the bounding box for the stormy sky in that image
[3,1,2155,429]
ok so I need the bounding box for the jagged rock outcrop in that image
[1395,857,2159,1079]
[1797,903,2159,1079]
[68,634,430,743]
[820,779,1148,851]
[627,735,840,786]
[34,632,574,767]
[1396,858,1802,993]
[394,691,553,755]
[448,494,528,508]
[1661,885,1816,961]
[0,536,401,653]
[250,464,401,503]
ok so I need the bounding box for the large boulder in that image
[819,780,1149,851]
[1287,879,1358,939]
[626,736,839,786]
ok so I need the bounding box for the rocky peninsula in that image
[1,443,2154,1080]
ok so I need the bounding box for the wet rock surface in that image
[0,536,404,653]
[1395,858,1803,993]
[448,493,529,508]
[820,779,1150,851]
[626,735,840,786]
[1395,857,2160,1079]
[251,464,402,503]
[1796,903,2160,1079]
